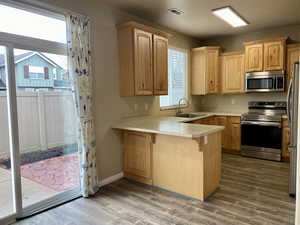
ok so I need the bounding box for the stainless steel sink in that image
[175,113,202,118]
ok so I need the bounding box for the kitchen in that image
[111,8,299,225]
[5,0,299,225]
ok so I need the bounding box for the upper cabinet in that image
[264,40,286,71]
[117,21,169,97]
[244,43,263,72]
[191,46,220,95]
[287,44,300,86]
[153,35,168,95]
[220,52,245,94]
[134,29,153,96]
[244,37,287,72]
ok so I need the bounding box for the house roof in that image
[0,52,64,69]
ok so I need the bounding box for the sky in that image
[0,4,66,43]
[0,4,68,69]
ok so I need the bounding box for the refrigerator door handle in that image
[287,79,293,127]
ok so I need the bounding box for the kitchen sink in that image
[175,113,203,118]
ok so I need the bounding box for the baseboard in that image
[98,172,124,187]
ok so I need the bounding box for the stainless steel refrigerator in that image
[287,61,300,196]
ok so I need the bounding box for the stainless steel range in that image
[241,101,287,161]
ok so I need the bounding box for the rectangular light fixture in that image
[212,6,249,28]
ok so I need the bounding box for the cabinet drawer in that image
[230,116,241,124]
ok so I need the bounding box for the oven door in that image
[246,77,275,92]
[241,121,282,160]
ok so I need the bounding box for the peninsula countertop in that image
[112,115,224,138]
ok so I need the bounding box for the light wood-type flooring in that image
[14,154,295,225]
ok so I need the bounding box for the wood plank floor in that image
[14,154,295,225]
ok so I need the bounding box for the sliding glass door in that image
[0,2,81,224]
[0,46,17,221]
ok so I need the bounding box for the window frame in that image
[160,46,189,111]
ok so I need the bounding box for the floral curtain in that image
[66,14,99,197]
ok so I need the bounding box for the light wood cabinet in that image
[123,131,153,184]
[153,35,168,95]
[134,29,153,96]
[282,118,290,161]
[244,37,287,72]
[215,116,230,149]
[287,44,300,88]
[193,116,216,125]
[230,120,241,152]
[193,116,241,153]
[117,21,169,96]
[245,43,263,72]
[220,52,245,94]
[118,129,222,201]
[192,46,220,95]
[264,40,286,71]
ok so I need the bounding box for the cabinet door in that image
[264,41,285,71]
[123,132,152,180]
[230,123,241,152]
[134,29,153,96]
[215,116,229,149]
[220,54,245,94]
[153,35,168,95]
[287,45,300,88]
[282,118,290,161]
[245,44,263,72]
[282,127,290,160]
[207,50,219,94]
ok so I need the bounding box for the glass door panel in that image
[0,46,16,219]
[13,49,80,209]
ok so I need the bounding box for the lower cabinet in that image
[192,116,241,153]
[282,118,290,161]
[120,130,222,201]
[123,131,153,184]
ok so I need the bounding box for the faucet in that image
[176,97,189,115]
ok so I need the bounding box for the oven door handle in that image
[241,121,282,128]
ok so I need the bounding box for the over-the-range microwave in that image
[245,71,285,93]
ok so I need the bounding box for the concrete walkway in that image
[0,167,57,218]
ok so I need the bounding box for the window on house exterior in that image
[160,48,188,109]
[28,66,44,79]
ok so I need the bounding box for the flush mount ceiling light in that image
[168,8,184,15]
[212,6,249,27]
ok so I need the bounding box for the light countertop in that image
[112,115,224,138]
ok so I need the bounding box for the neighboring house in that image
[0,52,71,91]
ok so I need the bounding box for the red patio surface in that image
[20,153,80,192]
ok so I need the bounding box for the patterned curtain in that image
[66,14,99,197]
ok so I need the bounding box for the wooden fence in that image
[0,91,77,159]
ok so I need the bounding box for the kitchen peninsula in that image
[112,116,224,201]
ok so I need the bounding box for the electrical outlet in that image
[134,104,138,112]
[231,98,236,105]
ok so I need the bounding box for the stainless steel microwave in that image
[245,71,285,93]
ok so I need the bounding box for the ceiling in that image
[103,0,300,40]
